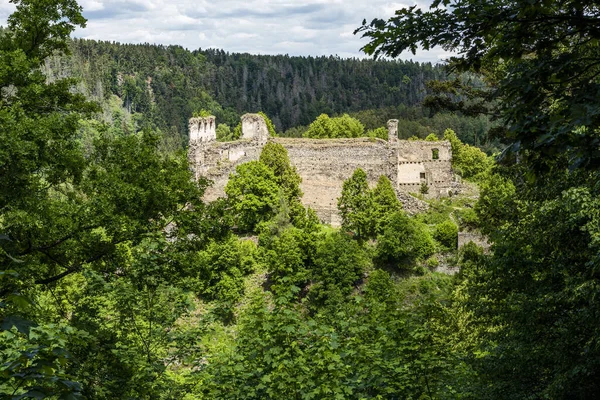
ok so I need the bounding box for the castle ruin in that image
[188,114,456,225]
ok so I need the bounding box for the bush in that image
[426,256,440,268]
[433,220,458,250]
[456,208,479,230]
[375,212,436,268]
[225,161,280,232]
[303,113,365,138]
[443,128,492,179]
[195,235,257,322]
[264,227,314,291]
[367,127,388,139]
[310,232,371,307]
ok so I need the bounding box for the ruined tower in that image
[241,113,269,145]
[189,116,216,142]
[188,116,216,180]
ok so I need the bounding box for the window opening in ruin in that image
[420,172,426,180]
[432,148,439,160]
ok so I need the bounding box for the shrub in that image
[225,161,279,232]
[376,212,436,268]
[426,256,440,268]
[434,220,459,250]
[310,232,371,307]
[456,208,479,230]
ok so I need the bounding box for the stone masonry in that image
[188,114,456,225]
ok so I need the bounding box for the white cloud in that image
[79,0,104,12]
[0,0,450,63]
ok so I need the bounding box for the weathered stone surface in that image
[458,231,491,252]
[189,114,457,225]
[189,116,216,143]
[241,113,269,144]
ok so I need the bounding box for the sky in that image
[0,0,450,63]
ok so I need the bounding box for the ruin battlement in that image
[188,114,456,224]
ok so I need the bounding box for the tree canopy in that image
[303,113,365,138]
[358,1,600,397]
[357,0,600,172]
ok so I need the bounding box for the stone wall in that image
[458,231,491,252]
[188,114,456,225]
[274,137,395,224]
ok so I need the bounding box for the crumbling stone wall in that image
[274,137,395,224]
[241,113,269,144]
[189,116,216,142]
[188,114,456,224]
[397,141,454,197]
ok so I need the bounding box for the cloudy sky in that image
[0,0,450,63]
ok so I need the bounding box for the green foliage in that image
[232,122,242,141]
[376,211,436,268]
[338,172,404,240]
[359,3,600,396]
[303,113,365,138]
[366,126,388,139]
[455,207,479,230]
[215,123,234,141]
[433,220,458,250]
[444,128,492,179]
[425,133,439,141]
[257,111,278,137]
[456,241,484,271]
[6,0,86,61]
[0,2,492,398]
[225,161,280,232]
[259,142,302,201]
[457,179,600,397]
[264,227,316,292]
[195,235,256,321]
[337,168,372,238]
[357,0,600,172]
[51,39,448,147]
[475,172,517,237]
[0,322,87,399]
[193,109,212,118]
[309,232,371,308]
[0,4,215,397]
[198,271,460,399]
[371,175,403,235]
[282,124,308,138]
[425,255,440,268]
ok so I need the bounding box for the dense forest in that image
[59,39,444,129]
[40,36,498,152]
[2,0,600,399]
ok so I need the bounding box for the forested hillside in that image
[46,39,441,132]
[41,38,498,151]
